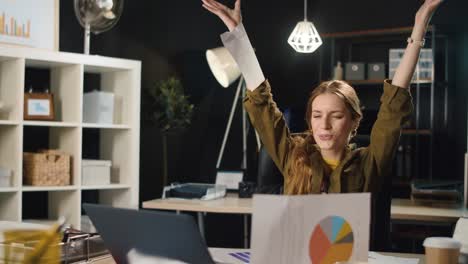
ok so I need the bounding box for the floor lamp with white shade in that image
[206,47,261,187]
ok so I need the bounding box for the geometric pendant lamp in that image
[287,0,322,53]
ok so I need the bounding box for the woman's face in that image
[310,93,356,156]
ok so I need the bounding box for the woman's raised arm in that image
[392,0,443,88]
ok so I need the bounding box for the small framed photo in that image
[24,93,55,120]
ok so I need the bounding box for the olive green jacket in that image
[244,80,413,194]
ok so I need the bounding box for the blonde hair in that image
[284,80,362,195]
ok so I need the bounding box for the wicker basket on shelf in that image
[23,150,71,186]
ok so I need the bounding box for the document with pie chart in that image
[250,193,370,264]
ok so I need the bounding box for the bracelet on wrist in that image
[407,37,425,47]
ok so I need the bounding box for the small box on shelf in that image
[82,159,112,186]
[345,62,365,80]
[83,91,114,124]
[0,101,12,121]
[0,168,12,187]
[367,63,386,80]
[23,150,71,186]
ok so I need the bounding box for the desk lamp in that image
[206,47,260,185]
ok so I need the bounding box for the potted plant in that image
[143,77,194,187]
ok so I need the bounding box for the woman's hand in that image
[202,0,242,31]
[415,0,443,26]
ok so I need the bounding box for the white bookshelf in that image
[0,46,141,229]
[81,184,131,190]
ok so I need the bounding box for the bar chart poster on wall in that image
[251,193,370,264]
[0,0,58,50]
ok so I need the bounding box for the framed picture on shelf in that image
[24,93,55,121]
[0,0,59,51]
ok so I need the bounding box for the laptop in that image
[83,203,215,264]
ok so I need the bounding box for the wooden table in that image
[142,193,252,214]
[143,194,467,222]
[390,198,468,222]
[143,193,252,247]
[89,249,425,264]
[142,194,468,248]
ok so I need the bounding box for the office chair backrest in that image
[353,135,392,252]
[254,133,307,194]
[255,145,284,194]
[370,177,392,251]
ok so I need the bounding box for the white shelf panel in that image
[0,56,15,62]
[84,64,137,73]
[22,219,58,226]
[0,187,18,192]
[81,184,131,190]
[26,59,78,69]
[82,123,130,129]
[0,120,20,125]
[23,121,80,127]
[22,186,79,192]
[0,46,139,71]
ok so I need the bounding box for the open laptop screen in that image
[83,203,215,264]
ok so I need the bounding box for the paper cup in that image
[423,237,461,264]
[460,253,468,264]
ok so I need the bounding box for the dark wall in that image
[453,29,468,179]
[60,0,467,247]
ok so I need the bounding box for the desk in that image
[142,193,252,247]
[90,249,425,264]
[142,193,252,214]
[389,199,467,251]
[142,195,468,247]
[143,195,467,221]
[210,248,426,264]
[391,198,468,222]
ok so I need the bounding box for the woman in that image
[202,0,442,195]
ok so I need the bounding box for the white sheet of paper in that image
[368,252,419,264]
[215,171,243,190]
[127,248,189,264]
[250,193,370,264]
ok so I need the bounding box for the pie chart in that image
[309,215,354,264]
